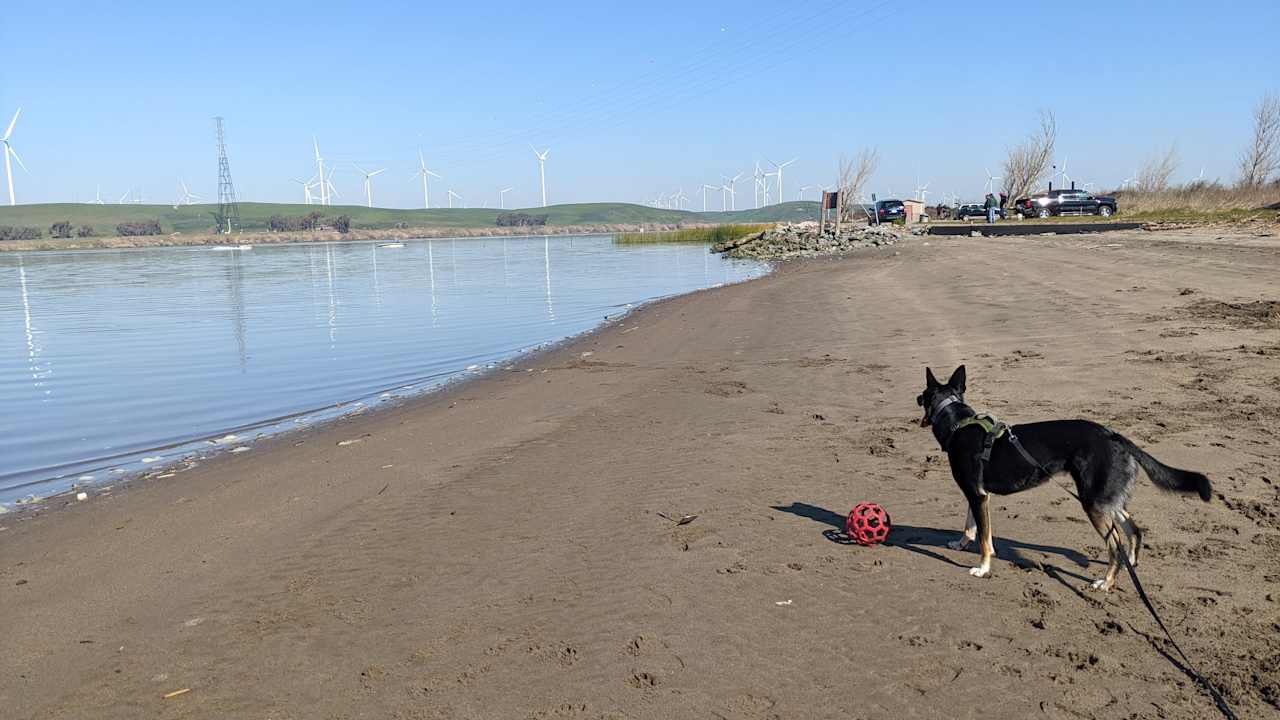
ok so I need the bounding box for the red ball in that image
[846,502,892,546]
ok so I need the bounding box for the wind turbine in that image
[499,186,513,209]
[721,173,743,211]
[313,138,329,206]
[766,158,797,205]
[700,183,718,211]
[675,188,689,210]
[174,178,202,208]
[353,163,387,208]
[323,167,339,205]
[1058,156,1071,189]
[798,185,815,201]
[753,162,766,209]
[90,184,104,205]
[914,178,930,203]
[411,149,441,208]
[2,107,27,206]
[447,189,461,208]
[983,168,1001,194]
[291,175,318,205]
[530,144,550,207]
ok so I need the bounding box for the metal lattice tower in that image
[214,117,241,234]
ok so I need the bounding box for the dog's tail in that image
[1111,432,1211,501]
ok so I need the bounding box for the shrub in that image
[334,215,351,234]
[0,226,43,241]
[77,225,95,237]
[50,221,73,238]
[496,212,549,227]
[116,221,163,236]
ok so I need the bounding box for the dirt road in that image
[2,228,1277,719]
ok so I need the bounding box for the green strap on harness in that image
[949,414,1007,461]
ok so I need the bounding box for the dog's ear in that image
[948,365,967,393]
[925,367,939,387]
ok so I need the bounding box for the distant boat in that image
[378,242,404,249]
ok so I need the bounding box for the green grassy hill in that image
[0,201,821,238]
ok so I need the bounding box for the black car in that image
[1018,190,1118,218]
[873,199,906,223]
[956,203,1005,220]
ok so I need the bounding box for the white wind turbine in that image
[291,175,318,205]
[412,149,441,208]
[798,185,815,201]
[721,173,743,211]
[914,178,930,202]
[700,183,718,211]
[766,158,797,205]
[313,138,329,206]
[447,189,461,208]
[174,178,202,207]
[90,184,104,205]
[353,163,387,208]
[2,107,28,206]
[1057,156,1072,189]
[753,162,766,209]
[499,187,514,209]
[530,144,550,207]
[675,188,689,210]
[323,167,340,205]
[983,168,1001,194]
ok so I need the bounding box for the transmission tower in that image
[214,116,241,234]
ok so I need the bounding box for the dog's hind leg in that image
[1087,508,1123,591]
[1115,508,1143,566]
[948,507,977,551]
[969,496,995,578]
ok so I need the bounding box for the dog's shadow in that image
[771,502,1097,575]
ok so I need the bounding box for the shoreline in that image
[2,227,1277,718]
[0,222,719,253]
[0,255,770,511]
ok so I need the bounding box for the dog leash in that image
[1105,524,1239,720]
[1031,457,1238,718]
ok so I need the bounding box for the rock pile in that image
[710,222,906,259]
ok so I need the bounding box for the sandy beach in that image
[1,227,1277,719]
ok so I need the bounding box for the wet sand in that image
[1,227,1277,719]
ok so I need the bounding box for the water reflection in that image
[0,236,766,502]
[17,257,52,399]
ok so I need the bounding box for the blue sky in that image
[2,1,1278,209]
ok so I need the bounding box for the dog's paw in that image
[968,566,990,578]
[948,539,972,551]
[1089,578,1113,592]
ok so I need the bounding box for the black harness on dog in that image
[926,393,1050,484]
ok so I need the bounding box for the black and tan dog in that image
[917,365,1211,590]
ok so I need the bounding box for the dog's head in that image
[916,365,966,427]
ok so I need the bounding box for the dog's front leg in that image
[948,507,976,551]
[969,495,994,578]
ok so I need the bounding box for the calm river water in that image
[0,236,766,505]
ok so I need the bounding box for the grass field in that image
[614,224,772,245]
[0,201,823,238]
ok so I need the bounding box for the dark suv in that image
[873,199,905,223]
[1018,190,1117,218]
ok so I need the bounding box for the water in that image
[0,236,767,505]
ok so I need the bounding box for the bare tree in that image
[1001,110,1057,204]
[837,147,879,223]
[1237,93,1280,187]
[1136,144,1180,192]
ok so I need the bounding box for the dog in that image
[916,365,1211,590]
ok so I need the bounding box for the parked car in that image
[956,203,1004,220]
[1017,190,1118,218]
[872,199,906,223]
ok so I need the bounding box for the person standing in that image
[984,193,998,224]
[998,192,1009,219]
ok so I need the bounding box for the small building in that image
[902,199,928,223]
